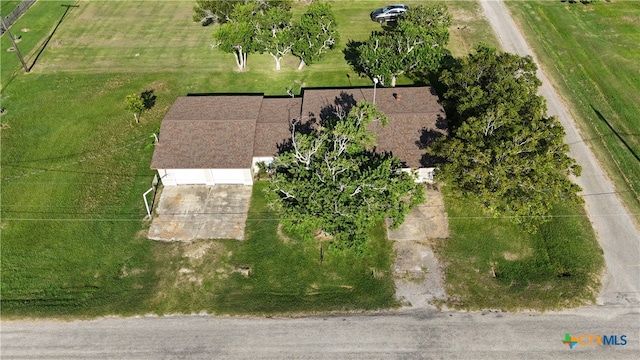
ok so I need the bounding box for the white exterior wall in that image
[158,168,253,186]
[402,167,436,183]
[210,169,253,185]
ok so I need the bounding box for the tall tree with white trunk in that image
[255,7,294,71]
[351,4,451,87]
[292,2,339,71]
[270,102,424,250]
[194,0,290,24]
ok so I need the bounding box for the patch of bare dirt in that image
[277,223,293,243]
[183,240,226,261]
[391,188,448,309]
[503,252,519,261]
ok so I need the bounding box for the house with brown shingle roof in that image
[150,87,446,186]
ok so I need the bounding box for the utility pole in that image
[373,77,378,104]
[0,17,29,73]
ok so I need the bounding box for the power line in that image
[1,136,150,182]
[2,212,638,222]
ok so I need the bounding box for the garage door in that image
[211,169,247,184]
[171,169,208,185]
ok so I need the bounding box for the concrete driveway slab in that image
[387,187,448,308]
[387,187,449,241]
[148,185,252,241]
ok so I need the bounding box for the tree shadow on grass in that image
[141,90,157,110]
[343,40,365,77]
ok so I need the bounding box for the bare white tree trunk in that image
[297,59,305,71]
[234,47,247,71]
[271,54,282,71]
[233,51,242,70]
[391,76,397,88]
[134,113,139,124]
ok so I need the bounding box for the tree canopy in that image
[213,3,269,71]
[193,0,290,25]
[124,93,145,123]
[255,7,294,71]
[349,4,451,87]
[292,2,339,70]
[213,0,291,70]
[212,1,337,71]
[270,102,424,250]
[432,45,583,231]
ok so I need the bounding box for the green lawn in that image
[436,187,604,311]
[0,71,165,317]
[4,0,479,317]
[0,0,20,17]
[506,0,640,218]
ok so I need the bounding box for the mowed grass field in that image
[2,0,498,90]
[506,0,640,217]
[1,0,21,17]
[1,0,500,317]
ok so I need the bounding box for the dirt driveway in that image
[387,186,448,308]
[148,185,252,241]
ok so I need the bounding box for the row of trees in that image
[199,0,339,71]
[348,4,451,87]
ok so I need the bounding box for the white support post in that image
[143,187,154,218]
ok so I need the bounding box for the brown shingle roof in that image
[165,95,263,121]
[150,95,262,169]
[150,87,446,170]
[253,97,301,157]
[151,120,257,169]
[300,87,446,168]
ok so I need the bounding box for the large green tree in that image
[193,0,290,25]
[432,46,583,231]
[271,102,424,249]
[213,4,259,71]
[255,7,294,71]
[292,2,339,70]
[352,4,451,87]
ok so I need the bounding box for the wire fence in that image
[1,0,37,35]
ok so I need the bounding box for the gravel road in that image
[2,307,639,359]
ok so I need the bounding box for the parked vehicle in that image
[370,4,409,23]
